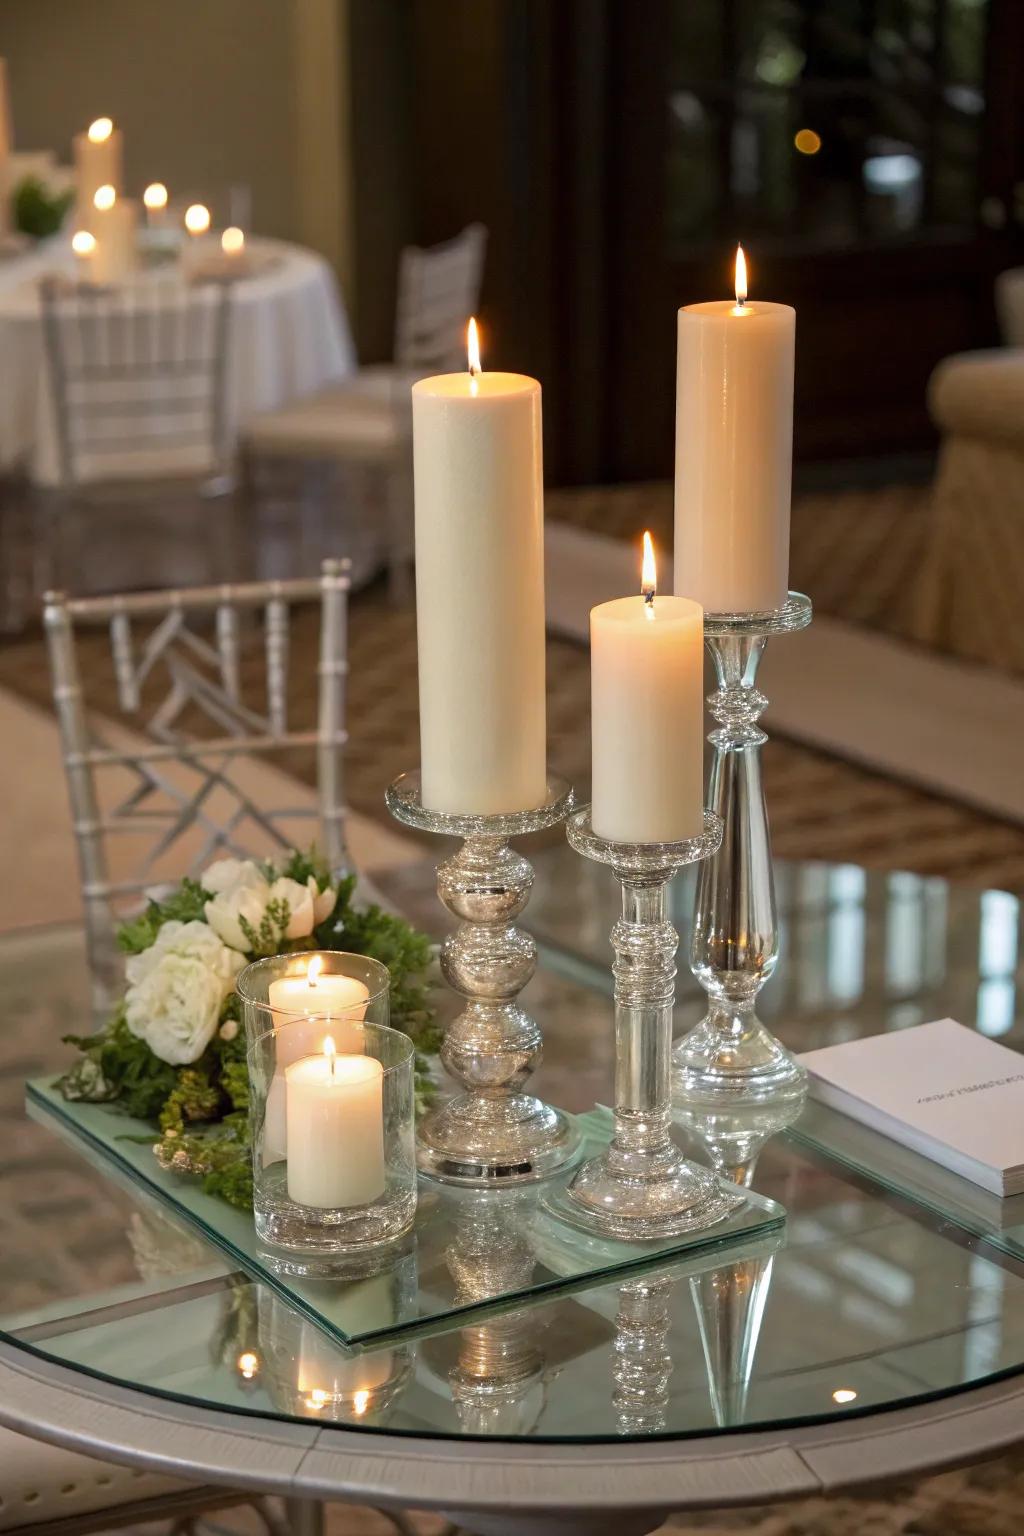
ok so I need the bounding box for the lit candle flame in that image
[305,1388,328,1410]
[352,1389,370,1417]
[143,181,168,211]
[237,1350,259,1380]
[308,955,323,988]
[734,244,748,312]
[184,202,211,236]
[88,117,113,144]
[221,226,245,256]
[72,231,96,257]
[641,530,657,611]
[466,316,482,379]
[323,1033,336,1077]
[93,184,116,212]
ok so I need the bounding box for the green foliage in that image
[62,1008,179,1120]
[13,176,74,239]
[60,860,439,1210]
[117,878,211,954]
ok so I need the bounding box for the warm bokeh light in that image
[734,244,748,307]
[304,1389,329,1411]
[236,1351,259,1380]
[87,117,113,144]
[467,316,481,377]
[184,202,211,236]
[71,231,96,257]
[352,1390,370,1417]
[221,226,245,256]
[93,184,116,212]
[307,954,323,987]
[143,182,168,211]
[794,127,822,156]
[832,1387,857,1404]
[641,530,657,605]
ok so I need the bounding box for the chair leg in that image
[283,1498,325,1536]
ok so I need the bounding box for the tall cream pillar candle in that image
[674,247,795,614]
[73,117,123,221]
[412,319,546,816]
[591,533,704,844]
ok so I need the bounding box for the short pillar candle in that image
[591,533,704,844]
[285,1038,385,1209]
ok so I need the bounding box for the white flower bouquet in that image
[59,849,440,1208]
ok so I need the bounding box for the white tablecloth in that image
[0,236,356,485]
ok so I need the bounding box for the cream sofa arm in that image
[928,349,1024,448]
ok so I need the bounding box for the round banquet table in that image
[1,851,1024,1536]
[0,235,355,485]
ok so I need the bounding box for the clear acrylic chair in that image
[243,223,487,602]
[37,275,237,594]
[43,558,351,1015]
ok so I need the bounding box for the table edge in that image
[1,1341,1023,1515]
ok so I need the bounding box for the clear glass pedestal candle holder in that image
[548,806,742,1241]
[673,593,813,1108]
[238,953,416,1258]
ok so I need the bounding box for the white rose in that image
[126,920,245,989]
[124,922,244,1066]
[309,876,338,926]
[205,869,272,952]
[269,877,315,939]
[201,857,267,897]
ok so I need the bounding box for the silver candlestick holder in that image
[553,806,741,1240]
[385,771,580,1185]
[673,592,812,1107]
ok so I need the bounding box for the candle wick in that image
[643,587,655,611]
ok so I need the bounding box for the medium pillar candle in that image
[674,247,795,614]
[90,193,137,284]
[285,1042,385,1208]
[591,534,704,844]
[412,321,546,816]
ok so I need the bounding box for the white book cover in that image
[800,1018,1024,1196]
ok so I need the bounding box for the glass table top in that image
[1,853,1023,1444]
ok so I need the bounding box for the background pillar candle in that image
[73,117,123,223]
[674,254,795,614]
[412,328,547,816]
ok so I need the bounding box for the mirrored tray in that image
[28,1081,785,1346]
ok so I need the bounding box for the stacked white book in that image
[800,1018,1024,1197]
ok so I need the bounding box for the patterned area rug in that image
[1,481,1021,890]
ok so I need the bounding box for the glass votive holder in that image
[257,1288,414,1425]
[238,952,416,1256]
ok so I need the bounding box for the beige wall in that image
[1,0,355,306]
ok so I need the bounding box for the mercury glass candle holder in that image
[240,954,416,1258]
[555,806,741,1240]
[673,592,812,1107]
[386,770,580,1185]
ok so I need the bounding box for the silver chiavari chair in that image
[243,223,487,603]
[43,559,351,1014]
[37,275,236,592]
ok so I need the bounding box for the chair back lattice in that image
[43,559,351,1012]
[393,223,487,373]
[39,275,234,490]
